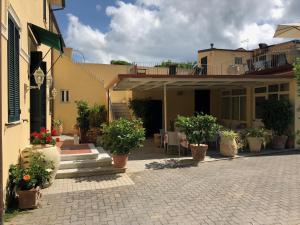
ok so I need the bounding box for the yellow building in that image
[0,0,65,205]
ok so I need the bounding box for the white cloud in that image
[64,0,300,64]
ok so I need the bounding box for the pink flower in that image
[51,129,57,136]
[40,127,47,133]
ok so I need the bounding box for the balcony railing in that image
[124,47,300,76]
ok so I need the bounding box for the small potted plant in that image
[75,100,90,143]
[219,130,241,157]
[245,128,268,152]
[30,128,60,186]
[53,119,63,136]
[261,99,293,149]
[9,152,53,209]
[101,118,145,168]
[176,114,220,162]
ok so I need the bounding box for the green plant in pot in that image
[86,104,107,143]
[220,130,242,157]
[52,119,63,136]
[9,152,53,209]
[75,100,90,143]
[101,118,145,168]
[176,113,220,162]
[245,128,269,152]
[261,99,293,149]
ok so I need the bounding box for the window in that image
[254,83,289,119]
[60,90,69,103]
[7,16,20,123]
[234,57,243,65]
[221,89,246,121]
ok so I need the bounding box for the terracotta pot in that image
[286,136,295,149]
[272,135,288,150]
[190,144,208,161]
[247,137,263,152]
[32,145,61,187]
[220,136,238,157]
[112,154,128,168]
[18,187,41,209]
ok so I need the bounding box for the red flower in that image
[40,127,47,133]
[46,136,52,142]
[56,137,60,143]
[31,132,39,138]
[51,129,57,136]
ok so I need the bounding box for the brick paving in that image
[7,151,300,225]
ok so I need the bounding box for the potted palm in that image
[246,128,268,152]
[30,128,60,186]
[75,100,90,143]
[176,114,220,162]
[261,99,293,149]
[220,130,241,157]
[101,118,145,168]
[9,152,53,209]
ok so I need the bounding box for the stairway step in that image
[61,144,102,161]
[59,158,111,169]
[56,166,126,179]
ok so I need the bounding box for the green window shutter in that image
[7,17,20,123]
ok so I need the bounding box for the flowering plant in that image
[9,152,54,190]
[31,128,56,145]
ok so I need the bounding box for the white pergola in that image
[111,73,294,132]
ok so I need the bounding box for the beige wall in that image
[53,48,132,133]
[198,50,252,75]
[1,0,58,198]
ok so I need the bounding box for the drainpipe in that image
[0,0,4,223]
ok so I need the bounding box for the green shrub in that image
[261,99,293,136]
[89,104,107,128]
[75,100,90,133]
[176,113,220,145]
[101,118,145,155]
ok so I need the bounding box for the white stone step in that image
[60,144,103,161]
[55,166,126,179]
[59,158,111,169]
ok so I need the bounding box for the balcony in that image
[124,47,300,77]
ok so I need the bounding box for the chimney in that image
[210,43,214,49]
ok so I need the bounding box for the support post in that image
[164,84,167,132]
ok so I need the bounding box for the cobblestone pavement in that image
[8,152,300,225]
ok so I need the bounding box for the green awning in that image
[28,23,64,53]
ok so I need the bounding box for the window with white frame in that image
[254,83,289,119]
[60,90,69,103]
[221,88,246,121]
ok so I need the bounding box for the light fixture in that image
[46,73,53,87]
[51,88,57,99]
[33,67,45,89]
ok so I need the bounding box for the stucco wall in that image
[53,49,132,133]
[1,0,55,197]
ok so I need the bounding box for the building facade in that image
[0,0,65,205]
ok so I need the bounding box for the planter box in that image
[18,187,41,209]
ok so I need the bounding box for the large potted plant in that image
[261,99,293,149]
[176,114,220,162]
[52,119,63,136]
[75,100,90,143]
[86,104,107,143]
[246,128,268,152]
[30,128,60,186]
[219,130,241,157]
[101,118,145,168]
[9,152,53,209]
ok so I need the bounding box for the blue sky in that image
[55,0,134,37]
[53,0,300,64]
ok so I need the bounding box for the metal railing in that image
[124,47,300,76]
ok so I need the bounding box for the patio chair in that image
[166,132,181,156]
